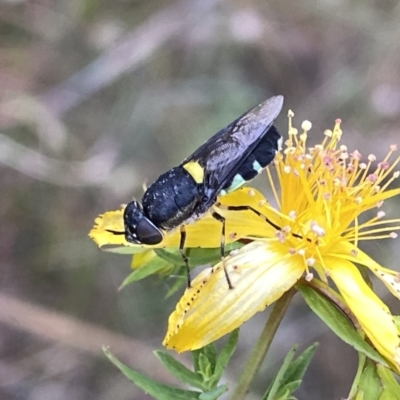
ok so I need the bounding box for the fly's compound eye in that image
[136,218,163,245]
[123,201,163,245]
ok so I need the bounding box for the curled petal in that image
[326,242,400,301]
[163,240,304,352]
[326,257,400,371]
[352,248,400,302]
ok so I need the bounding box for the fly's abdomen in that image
[220,125,281,195]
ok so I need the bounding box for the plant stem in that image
[231,288,296,400]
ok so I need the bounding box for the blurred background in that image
[1,1,400,399]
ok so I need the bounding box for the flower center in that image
[264,112,400,276]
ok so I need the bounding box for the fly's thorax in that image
[142,167,203,230]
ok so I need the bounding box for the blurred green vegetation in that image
[1,1,400,399]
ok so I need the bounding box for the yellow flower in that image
[164,114,400,373]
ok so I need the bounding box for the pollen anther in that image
[305,272,314,281]
[310,221,325,237]
[301,120,312,131]
[377,211,386,219]
[306,257,315,266]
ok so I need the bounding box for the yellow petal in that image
[353,249,400,302]
[326,241,400,302]
[89,187,276,251]
[163,240,304,352]
[89,209,128,248]
[326,257,400,371]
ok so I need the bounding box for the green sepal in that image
[298,285,386,365]
[103,347,202,400]
[154,350,206,391]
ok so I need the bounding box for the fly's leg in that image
[211,211,234,290]
[179,225,192,288]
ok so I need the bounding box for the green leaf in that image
[263,345,298,400]
[103,347,201,400]
[266,344,318,399]
[276,381,301,399]
[212,329,239,384]
[154,350,206,391]
[199,385,229,400]
[198,353,214,381]
[120,257,173,288]
[281,343,318,388]
[165,268,187,298]
[357,360,382,400]
[201,344,218,374]
[155,249,184,266]
[298,286,386,365]
[192,345,217,378]
[192,349,201,375]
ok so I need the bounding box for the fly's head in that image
[123,201,163,245]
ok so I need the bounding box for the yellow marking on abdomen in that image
[183,161,204,184]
